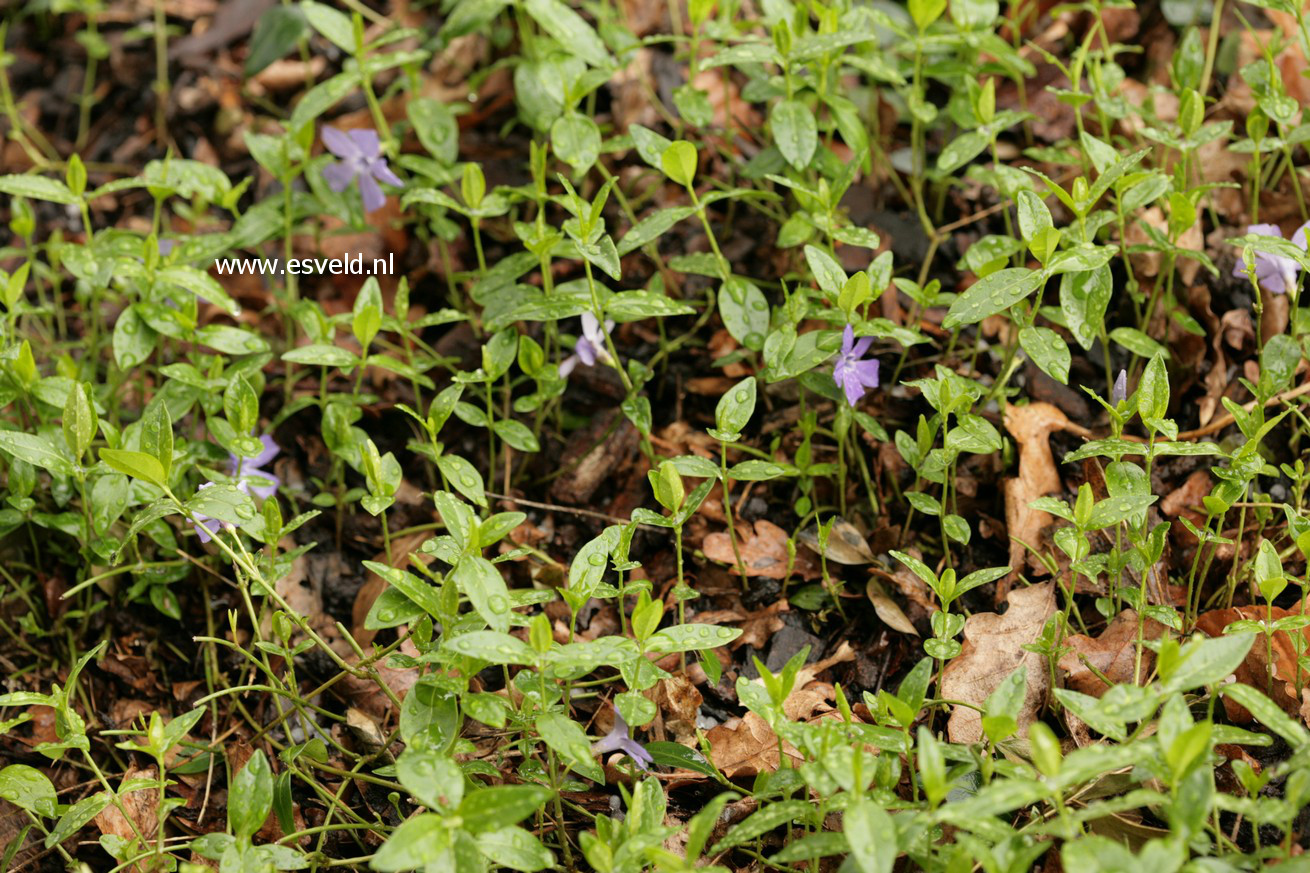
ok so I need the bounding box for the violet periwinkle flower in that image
[321,126,402,213]
[157,238,176,256]
[560,312,615,377]
[832,325,881,408]
[1112,369,1128,406]
[193,435,281,543]
[1233,222,1310,295]
[591,707,653,771]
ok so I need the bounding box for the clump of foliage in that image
[3,0,1310,870]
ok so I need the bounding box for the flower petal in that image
[575,337,597,367]
[347,128,382,158]
[192,515,220,543]
[1247,223,1284,238]
[854,358,880,388]
[357,172,386,213]
[322,161,357,193]
[841,324,855,355]
[851,334,874,359]
[843,376,866,407]
[250,434,281,469]
[321,125,362,160]
[559,354,579,377]
[370,158,403,188]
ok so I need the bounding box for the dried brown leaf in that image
[939,583,1057,744]
[1058,610,1167,697]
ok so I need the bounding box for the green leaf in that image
[844,798,897,873]
[771,99,817,171]
[714,377,757,438]
[1138,352,1170,422]
[1085,494,1157,529]
[661,141,698,187]
[552,113,601,173]
[942,268,1043,329]
[372,813,446,871]
[158,266,241,317]
[0,175,79,205]
[718,278,770,350]
[460,784,553,833]
[535,712,604,782]
[46,792,111,849]
[140,404,174,482]
[492,418,541,452]
[446,630,537,665]
[245,5,308,76]
[477,826,554,872]
[617,206,696,256]
[0,764,58,818]
[1016,190,1052,243]
[437,454,487,507]
[1060,264,1112,350]
[804,245,847,297]
[1019,326,1070,383]
[281,343,356,368]
[1109,326,1167,359]
[1160,632,1256,694]
[454,556,511,633]
[62,382,96,461]
[228,750,273,840]
[646,624,742,654]
[301,0,354,52]
[0,432,74,478]
[522,0,610,67]
[713,800,817,852]
[937,131,988,173]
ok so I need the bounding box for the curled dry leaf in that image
[708,643,853,776]
[1002,403,1071,589]
[1195,606,1310,723]
[95,766,159,873]
[798,518,878,565]
[939,582,1057,744]
[867,578,918,636]
[796,519,917,633]
[707,712,801,777]
[702,519,819,579]
[1058,610,1167,697]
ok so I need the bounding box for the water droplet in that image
[460,476,476,487]
[235,504,255,520]
[734,390,749,403]
[377,609,395,622]
[588,553,605,566]
[489,595,508,612]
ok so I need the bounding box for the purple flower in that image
[560,312,615,377]
[832,325,880,408]
[321,126,402,213]
[158,238,176,256]
[193,435,281,543]
[1112,369,1127,405]
[591,707,653,771]
[1233,222,1310,295]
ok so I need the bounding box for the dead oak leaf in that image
[707,712,801,777]
[1058,609,1167,697]
[95,766,159,872]
[1003,403,1072,588]
[940,582,1057,744]
[1196,605,1310,723]
[702,520,819,580]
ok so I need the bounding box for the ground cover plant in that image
[9,0,1310,869]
